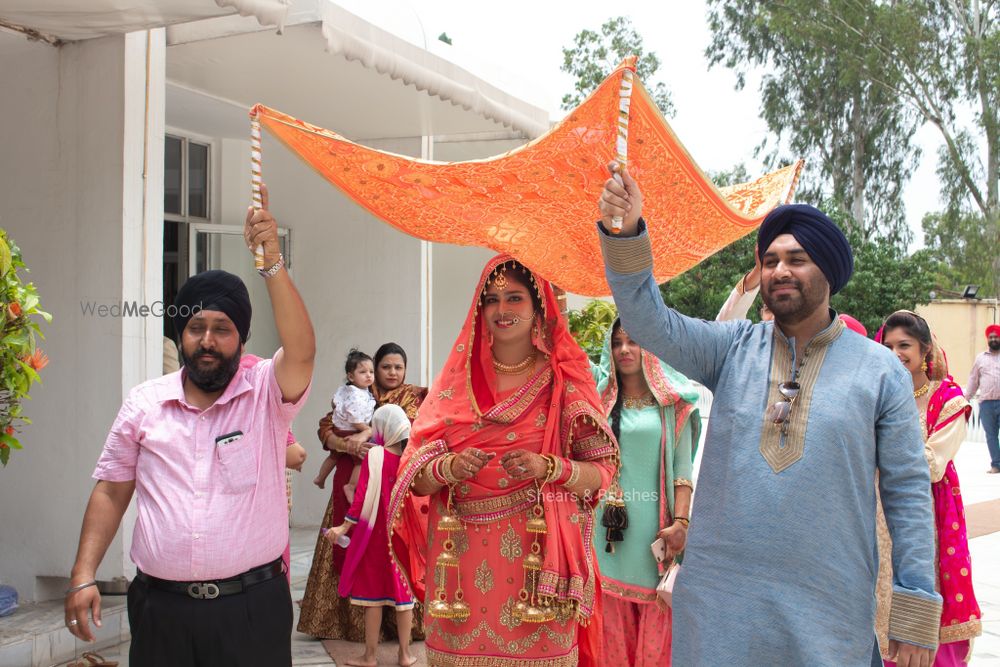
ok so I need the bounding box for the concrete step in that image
[0,596,129,667]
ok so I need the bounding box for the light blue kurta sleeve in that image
[875,369,943,648]
[598,222,745,393]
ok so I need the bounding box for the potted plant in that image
[0,229,50,465]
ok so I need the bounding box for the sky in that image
[336,0,948,249]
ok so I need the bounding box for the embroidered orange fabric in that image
[251,59,802,296]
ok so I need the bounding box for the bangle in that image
[258,253,284,278]
[549,456,564,484]
[555,457,573,485]
[429,458,448,485]
[65,580,98,596]
[673,516,690,528]
[541,455,558,484]
[561,460,580,487]
[440,454,461,486]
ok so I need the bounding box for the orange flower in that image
[24,349,49,371]
[4,426,13,436]
[7,302,21,318]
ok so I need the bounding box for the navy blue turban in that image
[756,204,854,295]
[173,270,252,343]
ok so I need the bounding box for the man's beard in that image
[760,277,825,325]
[181,346,241,392]
[989,340,1000,352]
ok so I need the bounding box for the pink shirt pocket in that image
[215,431,258,494]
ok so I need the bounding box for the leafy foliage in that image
[922,209,998,297]
[0,230,51,466]
[705,0,921,243]
[706,0,999,293]
[831,223,946,336]
[561,16,674,117]
[567,299,618,363]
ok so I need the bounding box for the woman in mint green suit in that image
[591,319,700,667]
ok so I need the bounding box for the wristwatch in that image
[258,253,284,278]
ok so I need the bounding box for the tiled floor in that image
[51,527,338,667]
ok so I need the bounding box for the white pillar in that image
[420,135,434,386]
[121,29,166,407]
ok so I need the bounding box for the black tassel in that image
[601,497,628,552]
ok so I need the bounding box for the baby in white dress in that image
[314,349,376,497]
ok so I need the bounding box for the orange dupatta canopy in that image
[251,58,802,296]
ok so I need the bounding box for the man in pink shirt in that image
[64,186,315,667]
[968,324,1000,473]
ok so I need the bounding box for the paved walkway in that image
[955,433,1000,665]
[40,527,336,667]
[9,434,1000,666]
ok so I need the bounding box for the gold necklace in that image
[493,353,536,375]
[913,383,930,398]
[622,392,656,409]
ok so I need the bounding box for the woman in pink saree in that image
[387,255,618,667]
[877,310,982,665]
[326,404,417,667]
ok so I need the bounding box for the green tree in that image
[561,16,674,117]
[921,210,996,294]
[831,227,945,336]
[707,0,999,295]
[705,0,921,243]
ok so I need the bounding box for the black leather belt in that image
[136,557,284,600]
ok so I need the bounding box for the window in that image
[163,134,212,340]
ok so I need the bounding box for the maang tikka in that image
[493,265,509,292]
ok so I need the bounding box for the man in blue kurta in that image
[594,166,941,667]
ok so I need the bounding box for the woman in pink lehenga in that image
[326,404,417,667]
[876,310,982,665]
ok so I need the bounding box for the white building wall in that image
[0,30,165,600]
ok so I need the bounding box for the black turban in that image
[756,204,854,295]
[173,270,252,343]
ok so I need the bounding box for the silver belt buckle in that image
[186,582,220,599]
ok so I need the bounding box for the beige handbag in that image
[655,563,681,607]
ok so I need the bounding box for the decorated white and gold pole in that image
[610,68,634,234]
[250,112,266,269]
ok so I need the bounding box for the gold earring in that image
[920,360,928,372]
